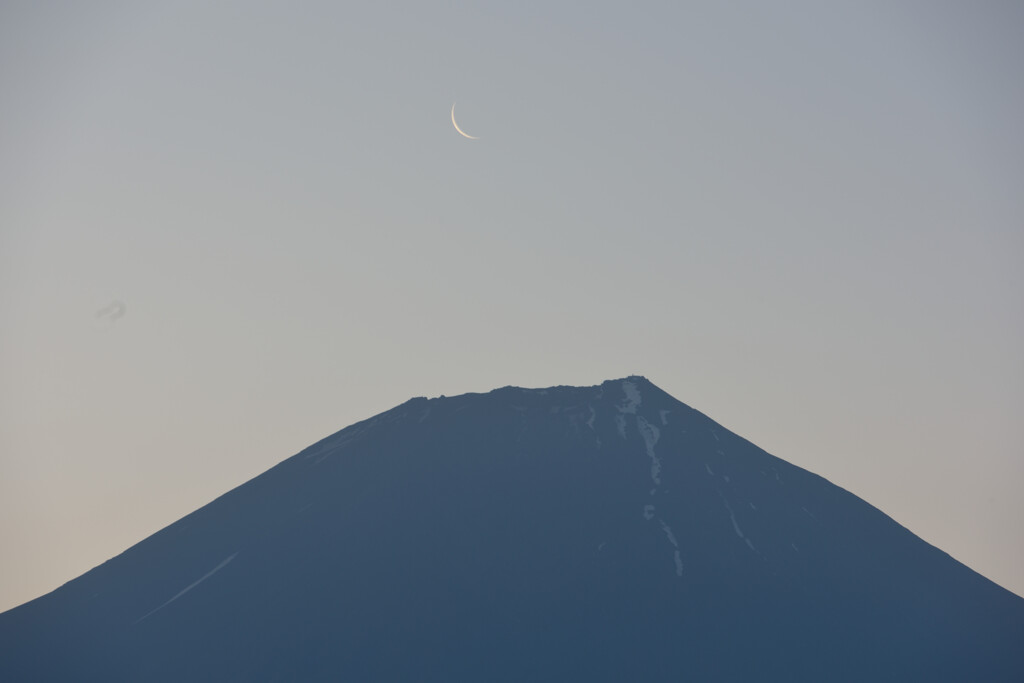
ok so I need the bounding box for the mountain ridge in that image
[2,376,1022,681]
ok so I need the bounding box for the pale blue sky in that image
[2,1,1022,611]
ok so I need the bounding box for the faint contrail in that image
[96,300,127,323]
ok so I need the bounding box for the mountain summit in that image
[2,377,1022,681]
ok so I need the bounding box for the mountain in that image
[2,377,1022,681]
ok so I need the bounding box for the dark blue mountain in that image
[2,377,1022,681]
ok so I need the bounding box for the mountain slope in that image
[2,377,1022,681]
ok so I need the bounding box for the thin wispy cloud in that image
[96,300,127,323]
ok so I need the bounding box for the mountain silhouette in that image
[2,377,1022,681]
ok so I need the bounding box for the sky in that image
[1,1,1022,612]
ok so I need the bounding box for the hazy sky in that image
[2,1,1022,612]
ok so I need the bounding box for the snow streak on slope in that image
[616,380,680,578]
[660,520,684,577]
[636,417,662,486]
[616,380,661,487]
[619,381,641,414]
[719,494,756,553]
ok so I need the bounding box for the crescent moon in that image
[451,103,480,140]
